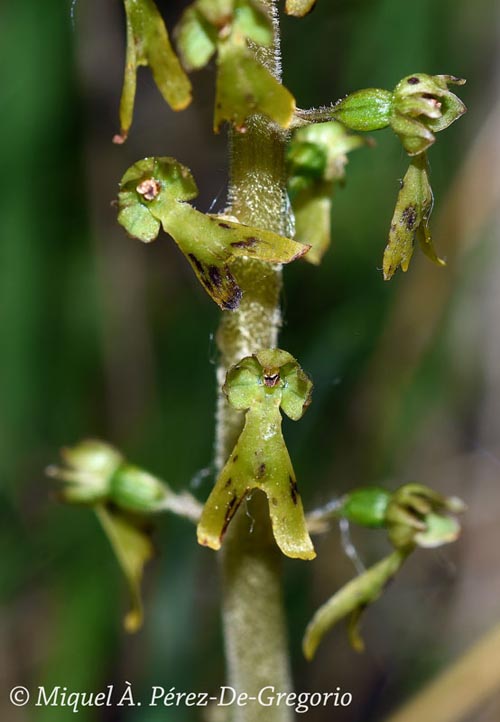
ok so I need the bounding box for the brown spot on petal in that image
[231,237,260,250]
[289,475,299,505]
[407,77,420,85]
[401,205,417,230]
[188,253,205,277]
[221,493,244,538]
[209,265,223,289]
[221,286,242,311]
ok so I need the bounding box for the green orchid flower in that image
[391,74,466,156]
[117,157,310,310]
[48,440,201,632]
[197,349,316,560]
[330,73,466,156]
[303,482,465,657]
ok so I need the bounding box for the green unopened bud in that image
[338,487,391,528]
[391,74,466,155]
[47,440,123,504]
[386,483,465,550]
[332,88,392,132]
[110,464,170,513]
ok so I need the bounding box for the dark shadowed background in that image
[1,0,500,720]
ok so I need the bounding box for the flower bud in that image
[110,464,170,513]
[331,88,392,131]
[338,487,391,528]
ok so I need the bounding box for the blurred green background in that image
[1,0,499,720]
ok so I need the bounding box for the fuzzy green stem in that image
[215,3,294,721]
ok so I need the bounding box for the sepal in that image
[115,0,192,143]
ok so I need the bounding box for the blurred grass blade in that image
[385,623,500,722]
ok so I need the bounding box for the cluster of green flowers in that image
[48,0,467,658]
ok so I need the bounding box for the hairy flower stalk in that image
[215,2,295,720]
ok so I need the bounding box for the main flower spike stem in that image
[215,3,294,721]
